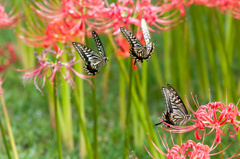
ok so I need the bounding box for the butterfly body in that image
[72,31,108,75]
[155,110,175,127]
[120,19,154,65]
[155,84,191,127]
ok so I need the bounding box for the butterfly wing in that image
[141,18,151,45]
[92,31,106,57]
[167,84,189,115]
[161,87,173,113]
[166,84,190,125]
[120,27,143,48]
[72,42,101,62]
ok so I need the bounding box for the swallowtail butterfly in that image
[120,18,155,65]
[155,84,191,127]
[72,31,108,75]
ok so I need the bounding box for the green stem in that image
[0,116,11,159]
[199,7,222,101]
[91,78,98,159]
[119,68,126,130]
[54,75,63,159]
[163,30,171,83]
[73,85,93,159]
[209,9,235,102]
[218,143,224,159]
[71,56,93,158]
[102,49,111,102]
[72,44,88,157]
[123,58,133,159]
[0,88,19,159]
[191,6,210,97]
[61,51,73,150]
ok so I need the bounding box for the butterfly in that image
[155,84,191,127]
[72,31,108,75]
[120,18,155,65]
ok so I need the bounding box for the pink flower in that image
[21,46,92,93]
[98,0,185,34]
[145,129,239,158]
[161,102,240,143]
[160,0,194,16]
[24,0,107,46]
[194,0,240,19]
[0,4,19,29]
[194,102,240,142]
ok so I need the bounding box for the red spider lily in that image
[195,0,238,9]
[22,0,107,47]
[194,0,240,18]
[0,43,17,72]
[19,17,90,47]
[115,36,131,58]
[160,101,240,143]
[100,0,185,34]
[159,0,194,16]
[0,4,19,29]
[21,46,92,93]
[145,129,239,159]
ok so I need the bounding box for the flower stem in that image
[218,143,224,159]
[61,51,73,150]
[119,67,126,130]
[0,87,19,159]
[123,58,133,159]
[53,75,63,159]
[0,116,11,159]
[91,78,98,159]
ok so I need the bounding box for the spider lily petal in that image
[21,46,93,93]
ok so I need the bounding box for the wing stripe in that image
[92,31,106,57]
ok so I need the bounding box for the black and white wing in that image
[92,31,106,57]
[166,84,190,125]
[167,84,188,115]
[161,87,173,113]
[120,27,143,48]
[141,18,151,45]
[72,42,101,62]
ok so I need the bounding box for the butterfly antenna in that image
[195,95,199,108]
[107,48,115,60]
[191,92,198,108]
[184,95,195,114]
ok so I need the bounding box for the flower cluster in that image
[19,0,184,47]
[146,127,239,159]
[146,100,240,158]
[165,0,240,19]
[22,46,92,93]
[194,102,240,143]
[161,102,240,143]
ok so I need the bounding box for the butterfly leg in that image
[134,59,137,65]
